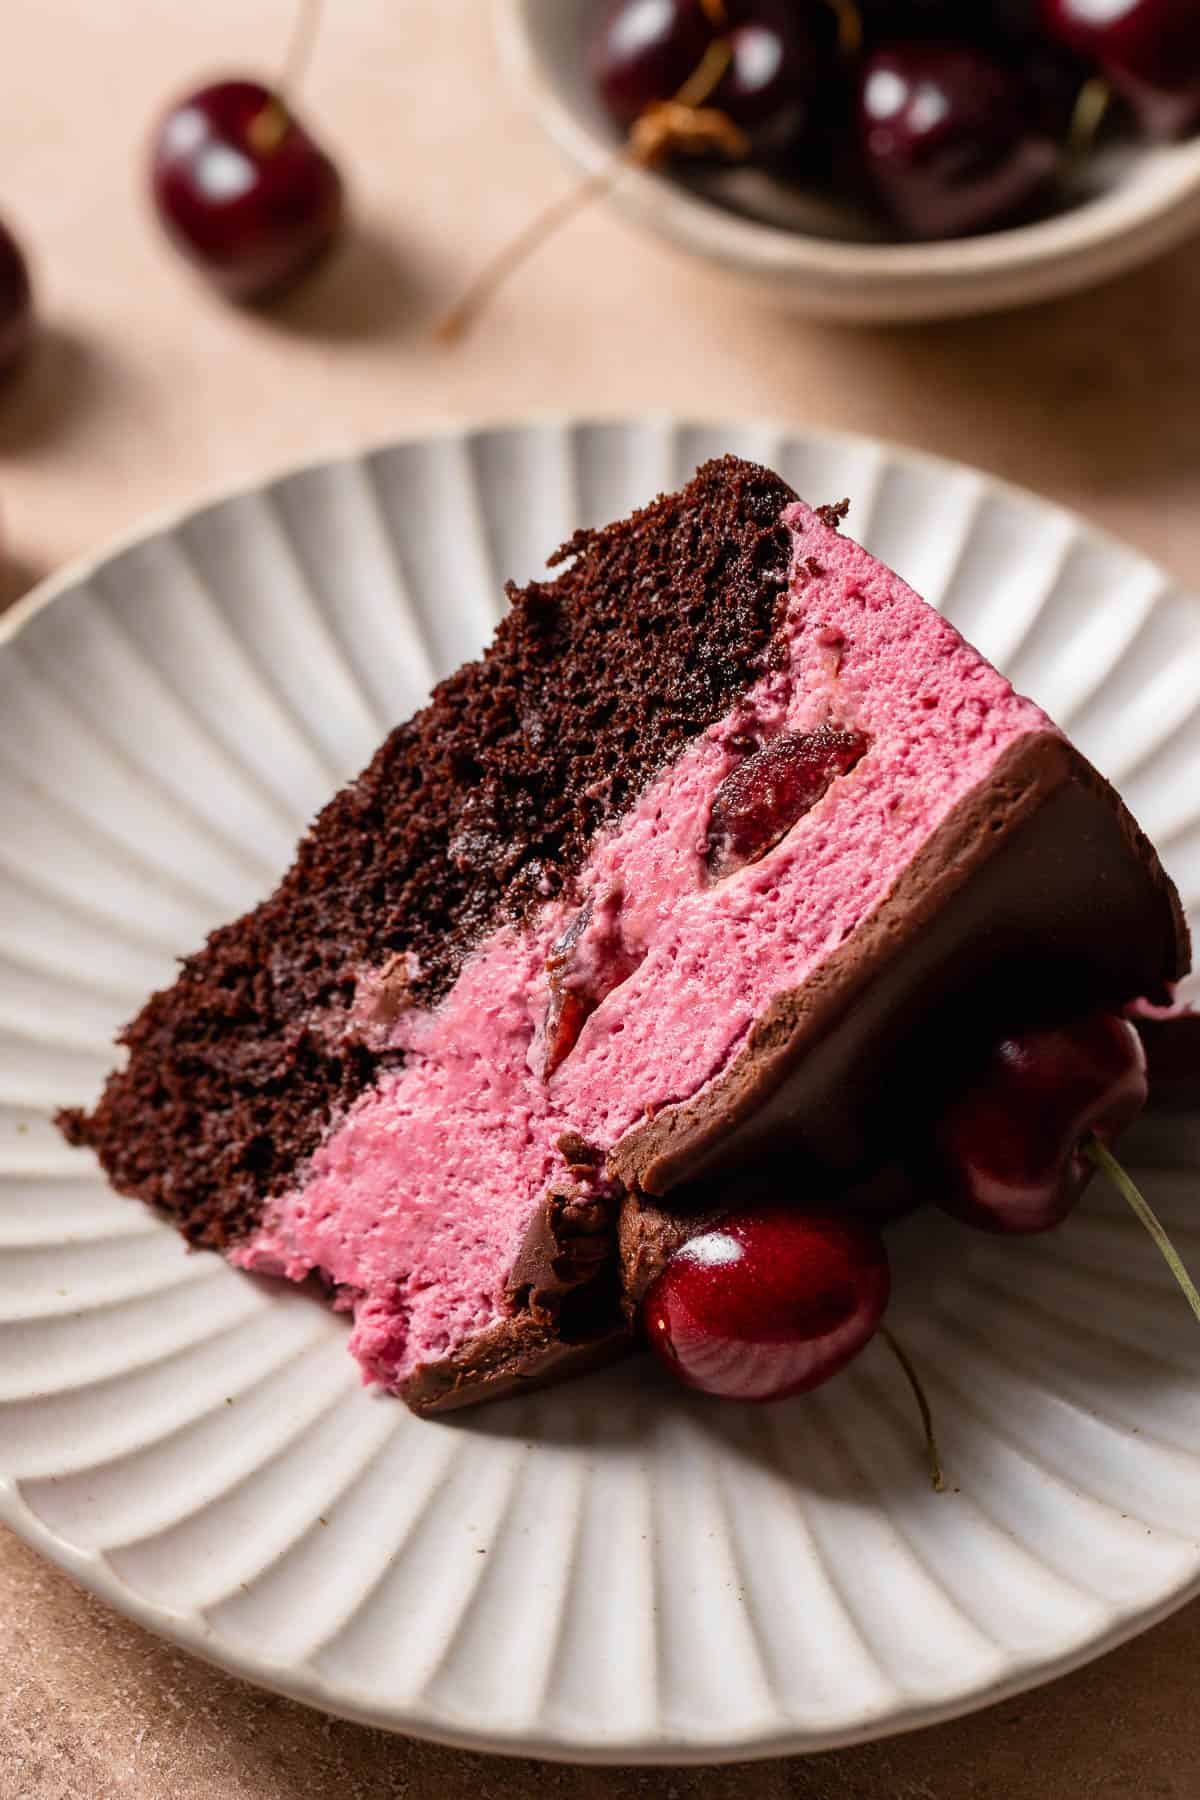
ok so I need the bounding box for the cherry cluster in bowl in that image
[644,1010,1179,1415]
[592,0,1200,240]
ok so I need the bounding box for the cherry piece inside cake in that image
[62,457,1189,1412]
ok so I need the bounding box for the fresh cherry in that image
[1042,0,1200,138]
[0,217,33,377]
[714,3,824,155]
[643,1205,890,1400]
[706,726,868,881]
[590,0,715,127]
[856,5,1087,133]
[150,80,344,301]
[591,0,823,154]
[933,1012,1148,1235]
[857,42,1061,239]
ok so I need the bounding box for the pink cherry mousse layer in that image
[231,499,1056,1392]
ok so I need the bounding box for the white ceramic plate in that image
[498,0,1200,322]
[2,418,1199,1767]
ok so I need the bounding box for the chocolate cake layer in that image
[61,458,795,1251]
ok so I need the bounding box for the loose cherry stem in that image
[1086,1136,1200,1326]
[880,1325,945,1493]
[435,171,616,344]
[435,14,746,344]
[279,0,324,96]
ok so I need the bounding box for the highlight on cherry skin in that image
[643,1204,890,1401]
[932,1011,1149,1235]
[590,0,828,156]
[856,40,1061,242]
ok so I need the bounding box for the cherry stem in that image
[820,0,864,59]
[880,1325,945,1494]
[249,0,324,156]
[672,36,733,111]
[435,171,614,345]
[1086,1137,1200,1327]
[434,21,742,344]
[280,0,324,98]
[1067,76,1113,163]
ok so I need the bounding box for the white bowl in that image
[497,0,1200,322]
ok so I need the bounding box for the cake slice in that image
[62,457,1189,1412]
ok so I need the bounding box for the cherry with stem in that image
[932,1012,1150,1236]
[642,1200,948,1490]
[150,0,344,303]
[935,1006,1200,1335]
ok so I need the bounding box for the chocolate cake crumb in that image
[816,498,851,529]
[546,526,598,569]
[63,457,796,1252]
[557,1131,601,1168]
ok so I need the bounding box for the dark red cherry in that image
[1042,0,1200,138]
[590,0,715,127]
[591,0,824,153]
[713,3,823,154]
[934,1012,1148,1235]
[643,1205,890,1400]
[0,217,33,377]
[706,726,868,880]
[858,6,1089,134]
[857,43,1061,240]
[151,80,344,301]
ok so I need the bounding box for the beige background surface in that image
[2,2,1199,1794]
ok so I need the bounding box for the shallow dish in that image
[2,416,1200,1764]
[497,0,1200,323]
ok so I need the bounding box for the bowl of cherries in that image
[497,0,1200,320]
